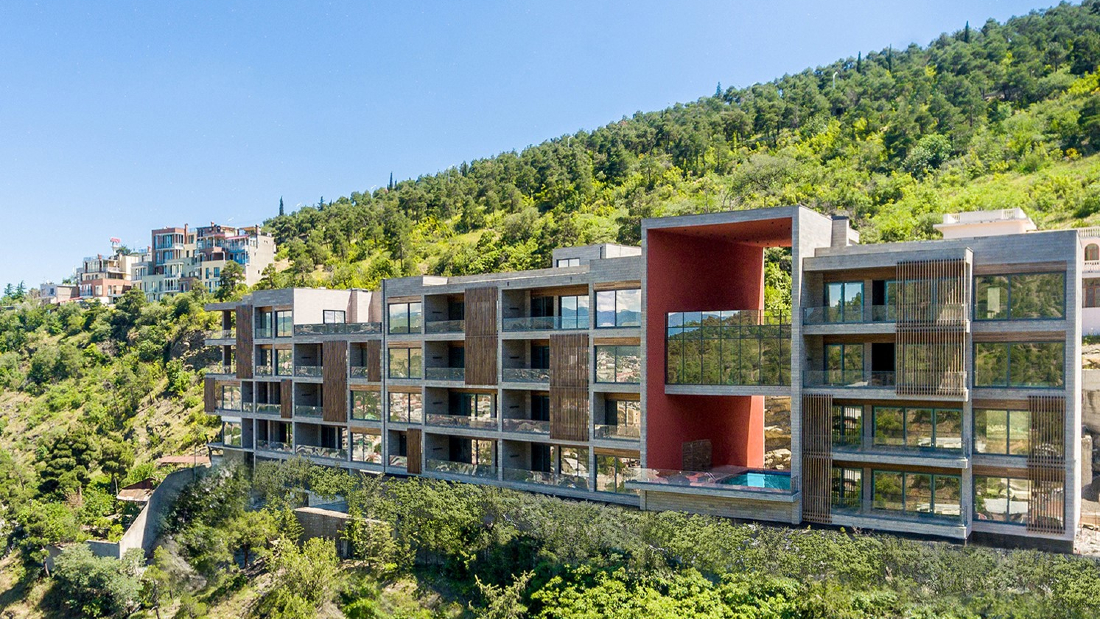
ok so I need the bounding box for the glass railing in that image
[502,316,588,332]
[255,327,273,338]
[388,410,424,424]
[896,303,968,324]
[206,363,236,375]
[295,365,323,378]
[350,366,373,379]
[276,361,294,377]
[425,367,465,381]
[424,319,465,334]
[801,304,966,325]
[255,403,281,415]
[804,370,966,392]
[255,440,293,453]
[594,424,641,440]
[426,459,496,479]
[631,468,797,494]
[803,370,896,388]
[502,368,550,383]
[294,322,383,336]
[255,364,273,377]
[295,445,347,460]
[217,401,242,411]
[388,455,407,469]
[295,404,323,418]
[426,414,497,430]
[502,467,591,490]
[501,418,550,434]
[206,328,236,339]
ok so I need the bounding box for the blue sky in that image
[0,1,1057,286]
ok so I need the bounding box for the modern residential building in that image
[38,282,78,305]
[135,223,275,300]
[75,251,143,304]
[204,206,1081,550]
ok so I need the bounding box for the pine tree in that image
[857,51,862,74]
[715,82,722,98]
[388,172,394,191]
[963,21,970,43]
[279,196,284,217]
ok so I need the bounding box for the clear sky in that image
[0,0,1058,286]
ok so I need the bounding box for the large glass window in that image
[974,342,1064,388]
[350,390,382,421]
[825,343,863,385]
[974,476,1030,524]
[449,392,495,419]
[596,454,639,494]
[974,409,1029,455]
[605,399,641,427]
[558,446,589,479]
[825,281,864,323]
[388,392,423,423]
[872,407,961,450]
[974,273,1064,320]
[351,431,382,464]
[596,289,641,328]
[666,311,791,386]
[222,421,242,447]
[388,302,423,334]
[832,405,863,448]
[275,348,293,376]
[831,467,862,511]
[559,295,590,330]
[274,310,293,338]
[218,384,241,410]
[388,347,423,379]
[595,346,641,383]
[873,470,961,519]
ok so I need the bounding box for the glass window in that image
[274,310,293,338]
[558,446,589,478]
[388,347,423,379]
[975,409,1030,455]
[873,407,961,451]
[826,281,863,322]
[388,302,423,334]
[218,384,241,410]
[596,289,641,328]
[606,399,641,427]
[974,275,1009,320]
[976,341,1064,388]
[388,392,423,423]
[974,476,1031,525]
[559,295,590,330]
[975,273,1065,321]
[450,392,495,419]
[873,407,905,446]
[1086,279,1100,309]
[222,422,242,447]
[275,348,293,376]
[323,310,346,324]
[351,431,382,464]
[556,258,580,268]
[595,346,641,383]
[1088,244,1100,262]
[351,390,382,421]
[872,471,904,511]
[666,310,790,387]
[825,343,862,385]
[873,470,961,519]
[831,467,862,511]
[596,454,639,494]
[832,405,863,448]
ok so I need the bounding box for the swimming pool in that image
[721,471,791,490]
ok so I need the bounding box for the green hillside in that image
[4,2,1100,617]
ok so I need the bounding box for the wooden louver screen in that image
[322,340,348,422]
[465,286,499,386]
[203,376,217,413]
[280,379,293,419]
[801,394,833,524]
[1027,395,1066,534]
[235,306,254,379]
[895,258,967,397]
[550,332,589,442]
[364,340,382,382]
[406,428,423,475]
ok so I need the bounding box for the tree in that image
[215,260,245,301]
[279,196,285,216]
[226,509,278,567]
[255,537,344,618]
[100,435,135,496]
[52,544,142,618]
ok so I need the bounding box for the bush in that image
[52,545,142,618]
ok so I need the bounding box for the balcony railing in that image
[295,365,322,378]
[424,319,465,334]
[801,304,966,325]
[501,418,550,434]
[255,326,273,338]
[295,404,323,418]
[350,366,374,379]
[255,440,293,453]
[294,322,383,336]
[388,410,424,424]
[426,459,497,479]
[631,468,797,494]
[295,445,347,460]
[425,367,465,381]
[206,328,236,340]
[1085,259,1100,274]
[255,364,273,377]
[594,424,641,440]
[803,370,896,388]
[502,467,590,490]
[388,455,408,469]
[425,414,497,430]
[206,363,236,375]
[255,403,281,415]
[502,316,588,332]
[216,401,242,412]
[276,361,294,377]
[502,368,550,383]
[804,370,966,393]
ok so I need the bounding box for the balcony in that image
[255,364,273,377]
[295,404,323,418]
[295,444,347,461]
[350,366,374,379]
[802,305,894,324]
[216,401,242,412]
[294,322,383,336]
[630,467,796,495]
[502,368,550,383]
[425,367,465,381]
[295,365,322,378]
[255,327,273,338]
[206,363,236,376]
[424,319,465,334]
[501,418,550,434]
[502,467,590,490]
[206,328,236,340]
[426,458,496,479]
[255,440,293,453]
[425,414,497,430]
[388,455,408,469]
[803,370,966,393]
[594,424,641,440]
[503,316,587,332]
[803,370,895,388]
[254,403,281,415]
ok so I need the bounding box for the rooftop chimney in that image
[831,215,852,249]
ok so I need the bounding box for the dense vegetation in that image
[6,2,1100,616]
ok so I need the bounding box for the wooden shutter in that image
[280,379,293,419]
[203,376,217,413]
[236,305,254,379]
[465,286,498,386]
[364,340,382,382]
[895,259,967,397]
[550,332,589,441]
[406,429,423,474]
[322,340,348,422]
[1027,395,1066,534]
[801,393,833,524]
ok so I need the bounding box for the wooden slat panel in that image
[801,393,833,524]
[322,340,348,423]
[682,440,712,471]
[550,332,589,442]
[280,379,293,419]
[895,258,967,397]
[593,447,641,458]
[592,337,641,346]
[465,286,499,386]
[1027,395,1066,534]
[973,261,1067,276]
[236,305,254,379]
[407,428,422,474]
[203,376,217,413]
[364,340,382,382]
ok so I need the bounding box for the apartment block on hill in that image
[135,223,275,301]
[204,206,1081,551]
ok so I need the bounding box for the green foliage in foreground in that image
[59,460,1093,619]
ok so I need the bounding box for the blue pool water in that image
[722,471,791,490]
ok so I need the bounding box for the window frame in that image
[388,347,424,379]
[387,302,423,334]
[973,272,1065,321]
[595,345,641,384]
[973,341,1065,389]
[871,406,962,451]
[595,289,641,328]
[973,408,1030,455]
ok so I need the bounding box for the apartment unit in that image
[39,282,78,305]
[204,207,1081,550]
[75,251,143,304]
[135,224,275,300]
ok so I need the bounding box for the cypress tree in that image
[279,196,284,217]
[857,51,862,74]
[963,21,970,43]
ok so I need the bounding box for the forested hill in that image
[262,0,1100,292]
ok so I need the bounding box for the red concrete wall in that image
[645,229,767,470]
